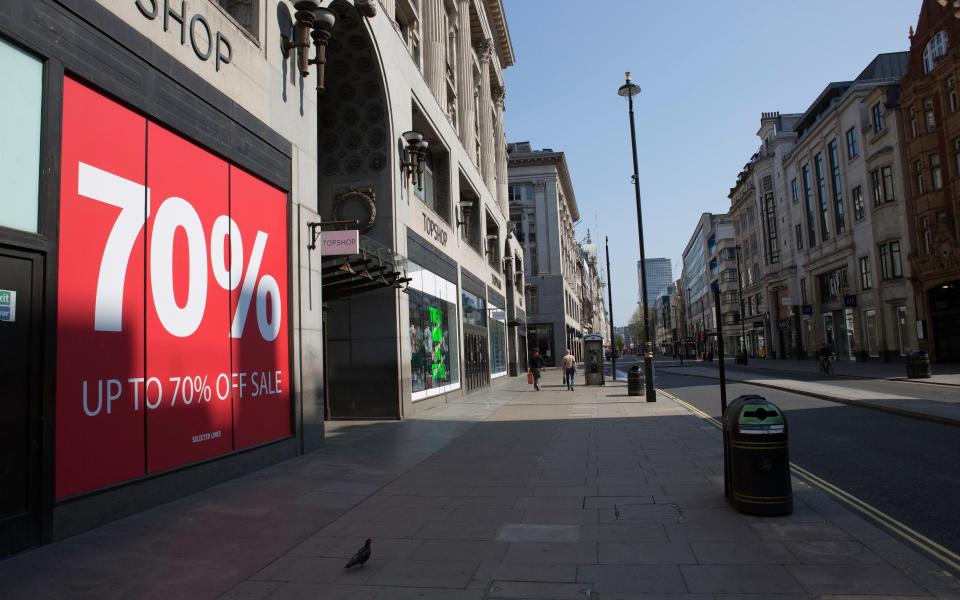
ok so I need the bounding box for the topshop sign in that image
[135,0,233,71]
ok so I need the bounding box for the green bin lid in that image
[737,402,784,435]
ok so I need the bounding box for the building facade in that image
[509,142,582,366]
[0,0,519,556]
[780,53,917,361]
[900,0,960,362]
[681,213,733,358]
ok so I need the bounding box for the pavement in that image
[657,360,960,427]
[1,374,958,599]
[707,356,960,387]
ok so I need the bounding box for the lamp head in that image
[401,130,424,146]
[313,6,337,32]
[618,71,641,97]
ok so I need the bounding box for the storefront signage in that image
[0,290,15,322]
[135,0,233,71]
[55,79,289,499]
[320,230,359,256]
[801,304,813,315]
[843,294,857,307]
[781,297,792,306]
[422,212,448,247]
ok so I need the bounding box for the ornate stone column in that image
[422,0,446,105]
[456,0,474,155]
[494,84,507,212]
[476,39,495,191]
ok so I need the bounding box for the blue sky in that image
[502,0,922,326]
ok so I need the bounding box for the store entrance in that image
[929,281,960,362]
[464,332,490,393]
[0,249,42,556]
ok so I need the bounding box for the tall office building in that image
[638,258,674,307]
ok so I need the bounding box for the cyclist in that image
[818,343,833,375]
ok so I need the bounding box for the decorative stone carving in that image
[492,85,506,108]
[474,39,494,62]
[333,187,377,233]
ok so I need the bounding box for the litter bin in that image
[906,351,931,379]
[723,395,792,516]
[627,365,644,396]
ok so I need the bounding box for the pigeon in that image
[344,539,371,569]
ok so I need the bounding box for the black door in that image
[930,281,960,363]
[0,249,43,555]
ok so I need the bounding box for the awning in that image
[321,235,410,301]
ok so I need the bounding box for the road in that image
[611,354,960,560]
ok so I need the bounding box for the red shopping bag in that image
[527,371,535,385]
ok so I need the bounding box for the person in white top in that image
[561,349,576,391]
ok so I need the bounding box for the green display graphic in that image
[429,305,446,380]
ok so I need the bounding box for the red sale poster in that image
[56,78,147,498]
[55,79,291,497]
[145,123,233,473]
[229,167,290,449]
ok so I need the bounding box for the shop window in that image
[0,38,42,233]
[408,262,460,399]
[462,289,486,328]
[489,305,507,377]
[217,0,258,39]
[864,310,879,357]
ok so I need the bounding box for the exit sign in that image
[0,289,15,322]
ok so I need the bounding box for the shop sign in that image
[843,294,857,307]
[55,79,289,499]
[801,304,813,315]
[0,289,15,322]
[422,212,449,247]
[320,230,359,256]
[135,0,233,71]
[780,297,792,306]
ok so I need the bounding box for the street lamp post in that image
[735,245,748,365]
[618,72,656,401]
[605,236,617,381]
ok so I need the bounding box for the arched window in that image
[923,31,949,73]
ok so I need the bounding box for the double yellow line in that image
[658,388,960,575]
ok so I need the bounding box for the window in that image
[395,1,422,68]
[0,38,42,233]
[859,256,872,290]
[916,160,925,195]
[815,153,830,241]
[864,310,879,357]
[922,215,932,255]
[925,98,936,132]
[795,224,803,250]
[846,127,858,159]
[931,154,943,189]
[764,192,779,264]
[828,140,845,234]
[951,90,958,113]
[955,138,960,176]
[802,163,817,246]
[791,177,799,204]
[873,166,895,205]
[894,305,909,356]
[217,0,258,38]
[879,243,889,279]
[462,289,486,328]
[872,102,884,133]
[800,278,808,304]
[852,185,864,220]
[408,262,460,399]
[890,241,903,278]
[529,245,538,275]
[923,31,949,73]
[911,118,919,138]
[489,306,507,377]
[526,285,539,313]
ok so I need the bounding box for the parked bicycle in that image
[818,344,834,376]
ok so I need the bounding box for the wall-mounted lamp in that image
[281,1,337,91]
[485,234,499,257]
[457,200,474,229]
[400,131,429,190]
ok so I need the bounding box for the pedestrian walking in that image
[562,348,576,391]
[529,349,545,391]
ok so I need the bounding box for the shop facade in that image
[0,0,520,558]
